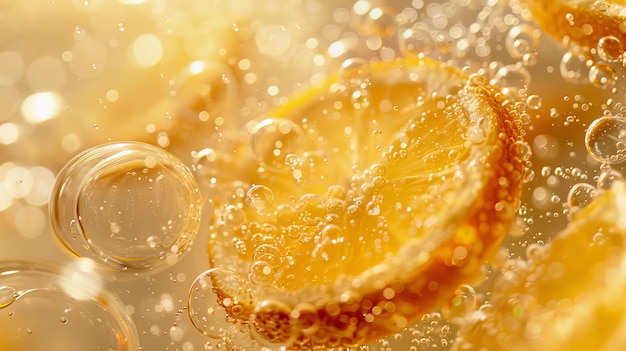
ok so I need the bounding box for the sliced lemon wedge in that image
[454,182,626,351]
[526,0,626,49]
[204,57,526,348]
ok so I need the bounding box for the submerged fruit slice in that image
[526,0,626,49]
[204,57,525,348]
[454,182,626,351]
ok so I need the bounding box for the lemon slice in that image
[526,0,626,49]
[205,57,526,348]
[454,182,626,351]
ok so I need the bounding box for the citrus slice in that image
[203,57,526,348]
[454,182,626,351]
[526,0,626,50]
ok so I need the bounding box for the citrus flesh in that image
[453,182,626,351]
[526,0,626,48]
[206,57,526,348]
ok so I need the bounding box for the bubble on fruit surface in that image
[597,35,623,62]
[585,116,626,164]
[188,268,252,339]
[171,60,237,122]
[49,142,203,271]
[250,118,306,170]
[398,24,434,58]
[339,57,371,88]
[588,62,617,89]
[0,261,138,350]
[245,185,275,212]
[505,24,541,60]
[560,47,593,84]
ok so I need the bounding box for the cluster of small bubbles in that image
[585,115,626,164]
[505,24,541,65]
[566,183,598,219]
[404,312,453,351]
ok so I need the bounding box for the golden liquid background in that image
[0,0,621,350]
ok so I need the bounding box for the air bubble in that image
[188,268,252,339]
[0,286,17,309]
[567,183,598,218]
[0,261,138,349]
[245,185,275,212]
[49,142,202,271]
[171,60,237,122]
[250,118,306,170]
[597,35,623,62]
[339,58,371,88]
[441,285,477,322]
[585,116,626,164]
[249,261,275,287]
[597,169,624,190]
[358,6,398,38]
[560,48,592,84]
[398,25,434,58]
[588,62,617,89]
[296,194,325,226]
[505,24,541,60]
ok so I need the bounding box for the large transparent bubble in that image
[49,142,203,272]
[0,260,139,350]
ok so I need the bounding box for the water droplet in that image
[585,116,626,164]
[245,185,275,212]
